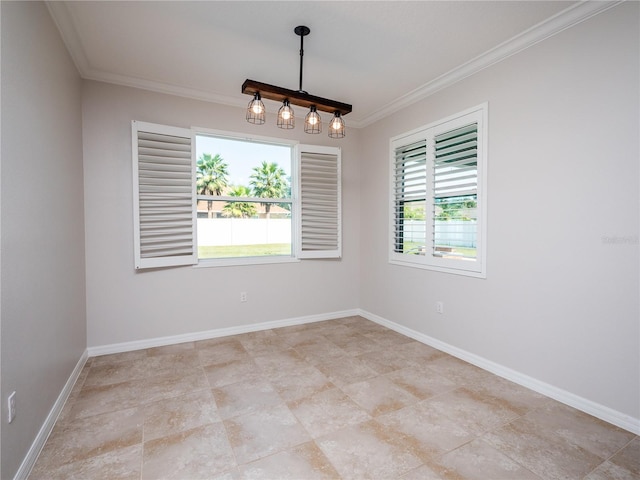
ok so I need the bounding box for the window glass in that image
[195,134,293,260]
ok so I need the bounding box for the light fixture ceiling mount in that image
[242,25,352,137]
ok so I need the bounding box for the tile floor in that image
[29,316,639,479]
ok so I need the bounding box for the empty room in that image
[1,1,638,479]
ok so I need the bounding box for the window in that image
[132,121,341,269]
[195,134,293,261]
[389,104,487,277]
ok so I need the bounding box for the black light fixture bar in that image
[242,79,352,116]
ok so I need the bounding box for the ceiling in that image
[47,1,611,128]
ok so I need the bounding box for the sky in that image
[195,134,292,187]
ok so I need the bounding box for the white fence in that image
[197,218,291,246]
[403,220,477,248]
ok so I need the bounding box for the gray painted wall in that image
[359,2,639,420]
[1,2,87,478]
[81,81,361,347]
[1,2,638,478]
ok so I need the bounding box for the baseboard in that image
[358,309,640,436]
[87,309,360,357]
[14,350,89,480]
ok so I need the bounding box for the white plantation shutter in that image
[432,123,478,256]
[132,121,197,269]
[389,104,487,277]
[297,145,341,259]
[392,138,427,253]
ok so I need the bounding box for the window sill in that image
[194,256,301,268]
[389,258,486,279]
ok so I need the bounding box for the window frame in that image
[132,121,341,270]
[193,128,298,268]
[388,104,488,278]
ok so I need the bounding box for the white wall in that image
[359,3,639,421]
[0,2,86,478]
[82,81,361,347]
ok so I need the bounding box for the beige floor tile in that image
[322,331,381,356]
[314,354,378,388]
[213,378,283,419]
[425,387,523,435]
[29,444,142,480]
[253,348,309,374]
[364,329,415,347]
[236,329,290,356]
[425,355,496,386]
[288,387,371,438]
[384,366,457,400]
[585,460,640,480]
[438,439,543,479]
[396,340,449,363]
[34,407,142,469]
[196,338,250,367]
[610,437,640,475]
[483,416,606,480]
[30,317,634,480]
[90,350,148,368]
[145,341,195,356]
[224,403,311,464]
[237,441,340,479]
[465,375,552,416]
[292,337,348,364]
[521,403,637,459]
[70,380,145,419]
[83,360,150,387]
[142,422,235,480]
[355,348,421,374]
[142,370,209,404]
[143,389,220,441]
[399,464,445,479]
[342,375,419,416]
[376,401,475,459]
[203,357,263,388]
[316,420,422,480]
[143,350,201,377]
[264,363,334,402]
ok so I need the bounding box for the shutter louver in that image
[133,121,196,269]
[433,123,478,259]
[298,146,341,258]
[393,140,427,254]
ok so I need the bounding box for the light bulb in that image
[282,110,291,120]
[252,103,264,114]
[309,115,318,125]
[331,119,340,129]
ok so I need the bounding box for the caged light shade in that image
[246,92,265,124]
[304,106,322,134]
[277,99,295,129]
[328,112,345,138]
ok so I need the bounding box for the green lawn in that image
[199,243,292,259]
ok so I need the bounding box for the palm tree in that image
[221,185,256,218]
[249,161,288,218]
[196,153,229,218]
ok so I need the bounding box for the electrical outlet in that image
[7,391,16,423]
[240,291,247,302]
[436,301,444,314]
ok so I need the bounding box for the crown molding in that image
[47,0,623,129]
[358,0,623,127]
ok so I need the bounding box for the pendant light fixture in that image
[329,112,345,138]
[246,92,265,124]
[242,25,352,138]
[277,99,294,129]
